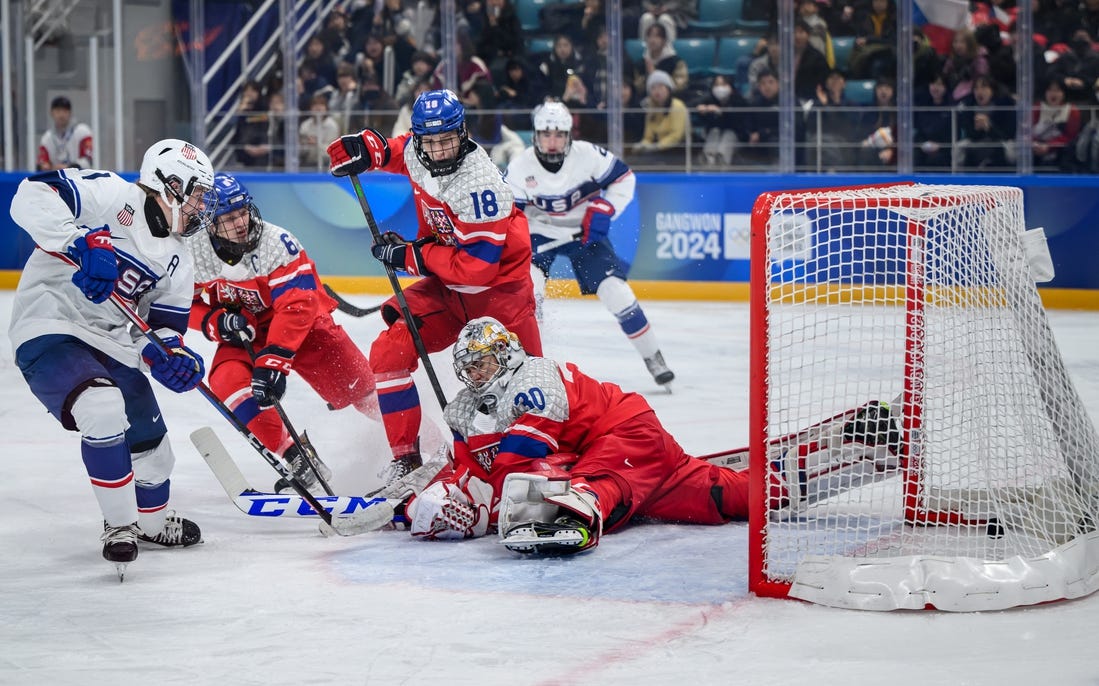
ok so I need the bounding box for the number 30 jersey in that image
[381,133,533,294]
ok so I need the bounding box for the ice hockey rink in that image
[1,290,1097,685]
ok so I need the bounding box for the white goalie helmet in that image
[138,138,215,236]
[532,101,572,169]
[453,317,527,395]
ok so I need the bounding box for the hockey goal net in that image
[748,182,1099,611]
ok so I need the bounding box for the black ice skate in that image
[274,436,332,494]
[644,351,675,387]
[101,522,139,582]
[137,511,203,548]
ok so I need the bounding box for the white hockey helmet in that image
[138,138,215,236]
[453,317,526,395]
[532,101,572,170]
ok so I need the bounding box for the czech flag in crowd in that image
[913,0,970,54]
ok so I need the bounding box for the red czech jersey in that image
[380,133,533,293]
[186,221,337,354]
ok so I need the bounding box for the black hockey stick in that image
[51,251,375,536]
[243,339,335,496]
[323,283,384,317]
[346,172,448,410]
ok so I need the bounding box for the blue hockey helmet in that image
[207,172,263,263]
[410,89,471,176]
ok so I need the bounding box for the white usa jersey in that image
[503,139,635,242]
[8,169,195,368]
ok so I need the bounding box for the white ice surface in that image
[1,292,1097,685]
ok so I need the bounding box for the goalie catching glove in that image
[498,473,602,555]
[407,474,493,540]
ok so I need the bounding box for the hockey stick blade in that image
[324,284,383,317]
[191,427,394,536]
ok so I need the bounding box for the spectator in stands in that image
[631,69,689,167]
[372,0,418,78]
[581,0,607,47]
[746,35,780,97]
[942,28,989,102]
[360,73,401,135]
[456,27,494,98]
[1032,76,1082,169]
[793,19,831,102]
[351,32,393,97]
[540,33,586,100]
[855,76,897,168]
[956,75,1016,170]
[265,91,286,170]
[741,68,780,166]
[847,0,896,80]
[799,0,835,67]
[1034,0,1079,48]
[911,27,942,89]
[300,93,341,170]
[469,0,523,79]
[232,81,271,169]
[807,68,860,171]
[463,80,526,169]
[638,0,697,43]
[588,76,647,147]
[1047,29,1099,104]
[498,58,542,130]
[391,77,433,136]
[635,23,688,97]
[395,51,440,105]
[1082,0,1099,41]
[913,73,954,171]
[695,74,746,168]
[328,63,366,132]
[322,8,353,62]
[975,23,1016,95]
[303,34,338,90]
[297,61,328,111]
[36,95,93,171]
[582,25,619,115]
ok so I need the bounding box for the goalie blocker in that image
[498,400,903,555]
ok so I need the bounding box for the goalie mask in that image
[206,172,263,264]
[410,89,474,177]
[453,317,526,396]
[532,101,572,173]
[138,138,215,237]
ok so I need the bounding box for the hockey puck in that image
[986,519,1005,539]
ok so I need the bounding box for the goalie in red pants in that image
[404,317,903,555]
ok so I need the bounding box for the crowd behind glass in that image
[223,0,1099,175]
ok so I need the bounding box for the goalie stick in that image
[324,284,384,318]
[191,426,396,534]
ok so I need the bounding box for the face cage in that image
[158,169,214,237]
[453,347,508,393]
[534,130,570,169]
[210,203,263,258]
[413,125,468,176]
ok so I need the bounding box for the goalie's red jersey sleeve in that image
[378,133,533,291]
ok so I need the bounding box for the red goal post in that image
[747,182,1099,611]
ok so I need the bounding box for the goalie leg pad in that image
[498,473,569,536]
[499,476,603,555]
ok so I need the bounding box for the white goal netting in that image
[750,183,1099,611]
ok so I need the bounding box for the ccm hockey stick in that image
[51,251,377,536]
[191,427,395,532]
[323,283,384,317]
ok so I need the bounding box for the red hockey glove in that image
[252,345,294,409]
[580,198,615,245]
[201,305,257,346]
[327,128,390,177]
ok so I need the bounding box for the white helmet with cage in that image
[452,317,527,396]
[138,138,215,236]
[532,101,572,171]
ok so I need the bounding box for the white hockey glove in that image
[407,476,493,540]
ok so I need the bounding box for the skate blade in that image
[114,562,129,582]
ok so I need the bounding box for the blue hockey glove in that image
[67,226,118,303]
[580,199,614,245]
[142,336,205,393]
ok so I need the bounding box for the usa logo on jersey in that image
[116,203,134,226]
